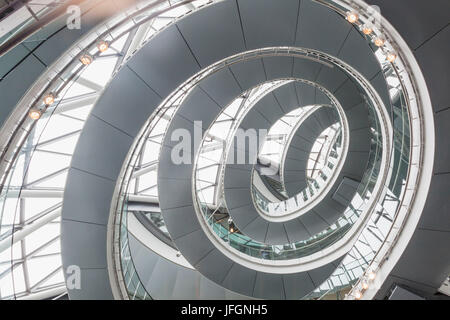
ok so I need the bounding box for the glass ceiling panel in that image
[0,9,137,297]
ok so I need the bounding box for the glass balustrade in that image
[119,205,152,300]
[194,102,382,262]
[302,19,414,298]
[191,50,384,262]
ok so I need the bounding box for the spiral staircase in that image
[0,0,448,300]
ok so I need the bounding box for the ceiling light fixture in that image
[346,11,359,23]
[386,52,397,63]
[354,290,363,300]
[361,24,373,35]
[374,37,385,47]
[368,271,376,280]
[80,54,93,65]
[97,40,109,53]
[361,281,369,290]
[28,109,42,120]
[43,93,55,105]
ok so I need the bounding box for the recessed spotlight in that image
[362,24,373,35]
[43,93,55,105]
[374,37,385,47]
[80,54,93,65]
[346,11,359,23]
[361,281,369,290]
[354,290,363,300]
[368,271,376,280]
[97,40,109,53]
[386,52,397,63]
[28,109,42,120]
